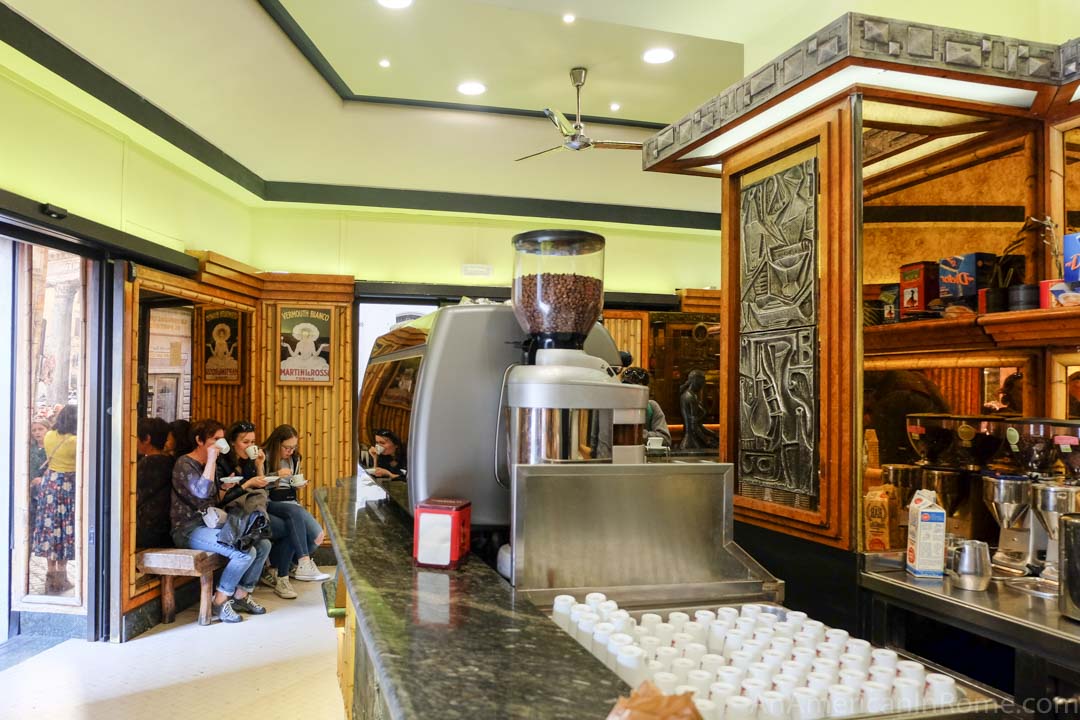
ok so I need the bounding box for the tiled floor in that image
[0,569,346,720]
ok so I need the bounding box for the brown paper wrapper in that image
[606,681,703,720]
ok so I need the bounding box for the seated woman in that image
[170,419,270,623]
[217,421,300,599]
[258,424,330,591]
[619,367,672,447]
[366,429,407,480]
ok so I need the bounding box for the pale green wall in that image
[0,54,721,294]
[0,65,254,261]
[251,208,720,295]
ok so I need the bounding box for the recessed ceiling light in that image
[378,58,391,68]
[377,0,413,8]
[610,102,620,111]
[643,47,676,64]
[562,13,575,23]
[457,81,486,96]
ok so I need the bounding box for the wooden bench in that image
[136,548,227,626]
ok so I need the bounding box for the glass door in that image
[3,230,115,643]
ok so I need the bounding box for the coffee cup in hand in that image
[246,445,259,460]
[213,438,230,453]
[291,473,307,487]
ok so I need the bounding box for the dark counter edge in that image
[316,484,409,719]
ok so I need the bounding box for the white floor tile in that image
[0,568,346,720]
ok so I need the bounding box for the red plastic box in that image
[413,498,472,569]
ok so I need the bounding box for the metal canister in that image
[882,464,920,508]
[1062,514,1080,622]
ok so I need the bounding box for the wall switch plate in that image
[461,264,493,277]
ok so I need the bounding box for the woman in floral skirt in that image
[31,403,78,595]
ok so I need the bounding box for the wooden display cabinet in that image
[644,13,1080,552]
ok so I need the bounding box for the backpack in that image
[216,488,271,552]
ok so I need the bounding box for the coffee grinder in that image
[983,419,1054,585]
[1030,422,1080,590]
[504,230,647,475]
[906,414,1000,540]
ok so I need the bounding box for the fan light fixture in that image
[643,47,675,64]
[378,59,391,68]
[377,0,413,8]
[563,13,575,23]
[457,81,487,96]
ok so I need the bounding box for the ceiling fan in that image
[516,67,643,162]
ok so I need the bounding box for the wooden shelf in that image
[864,306,1080,354]
[864,316,993,354]
[977,306,1080,347]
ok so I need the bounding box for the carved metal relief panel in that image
[738,328,817,495]
[738,158,819,500]
[644,13,1072,170]
[1064,38,1080,85]
[739,159,817,332]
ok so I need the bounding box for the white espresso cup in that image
[725,696,757,720]
[670,657,698,685]
[870,648,899,670]
[925,673,959,706]
[715,666,745,689]
[653,671,678,695]
[245,445,259,460]
[791,687,826,720]
[709,681,738,706]
[700,653,726,675]
[896,660,926,687]
[827,684,859,718]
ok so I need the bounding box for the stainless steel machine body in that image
[510,462,783,609]
[357,304,623,527]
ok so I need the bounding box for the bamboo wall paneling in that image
[121,259,355,619]
[602,310,649,369]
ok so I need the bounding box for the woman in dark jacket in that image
[170,419,270,623]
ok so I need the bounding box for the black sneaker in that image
[232,595,267,615]
[212,599,243,623]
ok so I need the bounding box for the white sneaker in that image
[294,557,331,582]
[274,576,298,599]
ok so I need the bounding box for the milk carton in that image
[906,489,946,578]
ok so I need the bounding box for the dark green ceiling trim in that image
[0,1,712,230]
[256,0,353,98]
[265,181,720,230]
[354,280,681,309]
[0,3,265,198]
[255,0,668,131]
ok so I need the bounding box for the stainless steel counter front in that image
[861,555,1080,669]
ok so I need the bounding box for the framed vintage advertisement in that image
[277,305,334,385]
[202,308,242,384]
[150,374,180,422]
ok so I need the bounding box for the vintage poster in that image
[202,308,241,384]
[278,305,334,385]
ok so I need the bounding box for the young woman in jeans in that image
[216,420,297,599]
[258,424,330,594]
[170,419,270,623]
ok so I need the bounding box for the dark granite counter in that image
[317,476,627,720]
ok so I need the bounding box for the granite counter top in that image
[316,476,627,720]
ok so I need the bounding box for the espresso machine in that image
[906,414,1000,540]
[504,230,647,473]
[983,419,1055,590]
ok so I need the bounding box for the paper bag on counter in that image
[606,682,703,720]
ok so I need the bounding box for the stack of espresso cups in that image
[550,597,965,719]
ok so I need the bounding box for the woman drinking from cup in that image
[258,424,330,594]
[171,419,270,623]
[218,421,299,599]
[367,429,407,480]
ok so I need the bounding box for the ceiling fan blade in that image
[515,145,567,162]
[591,141,645,150]
[544,109,575,138]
